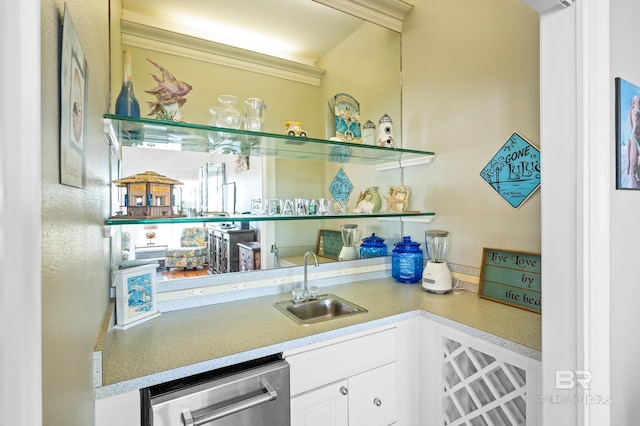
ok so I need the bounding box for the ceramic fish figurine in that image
[145,59,192,118]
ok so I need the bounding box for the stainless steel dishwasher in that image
[141,354,290,426]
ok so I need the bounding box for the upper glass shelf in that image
[105,211,435,226]
[104,114,434,168]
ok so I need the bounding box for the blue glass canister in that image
[360,233,387,259]
[391,236,424,284]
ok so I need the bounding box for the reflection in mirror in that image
[114,0,407,282]
[200,162,224,215]
[222,182,236,215]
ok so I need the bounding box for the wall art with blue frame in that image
[615,77,640,189]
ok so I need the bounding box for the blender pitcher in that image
[339,224,360,261]
[422,230,453,293]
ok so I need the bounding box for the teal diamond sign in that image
[329,168,353,202]
[479,132,540,209]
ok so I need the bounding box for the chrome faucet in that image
[303,251,319,299]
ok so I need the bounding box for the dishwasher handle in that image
[181,379,278,426]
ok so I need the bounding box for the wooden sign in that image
[317,229,343,260]
[478,248,541,314]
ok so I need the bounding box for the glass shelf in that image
[104,114,434,168]
[105,211,435,226]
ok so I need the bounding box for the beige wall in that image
[41,0,112,425]
[401,0,540,268]
[121,46,322,135]
[318,21,402,143]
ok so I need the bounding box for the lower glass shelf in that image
[105,211,435,225]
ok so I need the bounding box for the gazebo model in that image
[112,171,184,218]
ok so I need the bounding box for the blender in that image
[422,230,452,293]
[339,224,360,261]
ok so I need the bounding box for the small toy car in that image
[285,121,307,138]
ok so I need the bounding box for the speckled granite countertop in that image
[94,277,541,399]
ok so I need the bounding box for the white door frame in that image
[540,1,610,425]
[1,0,43,425]
[576,0,611,424]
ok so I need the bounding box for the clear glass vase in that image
[244,97,266,132]
[216,95,243,129]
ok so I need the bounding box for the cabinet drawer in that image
[287,327,397,396]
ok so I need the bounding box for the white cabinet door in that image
[291,380,349,426]
[94,390,140,426]
[349,362,397,426]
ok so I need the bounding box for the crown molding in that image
[312,0,413,33]
[121,20,326,86]
[519,0,573,13]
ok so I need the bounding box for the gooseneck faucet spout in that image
[303,251,319,299]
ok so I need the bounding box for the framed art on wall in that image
[113,263,160,329]
[479,132,540,209]
[615,77,640,189]
[60,4,87,188]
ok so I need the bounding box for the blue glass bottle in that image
[391,236,424,284]
[115,81,140,117]
[115,51,140,117]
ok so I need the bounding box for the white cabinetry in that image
[419,318,541,426]
[94,389,140,426]
[291,363,397,426]
[286,321,417,426]
[348,362,397,425]
[93,313,538,426]
[291,379,349,426]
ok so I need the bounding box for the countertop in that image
[94,277,541,399]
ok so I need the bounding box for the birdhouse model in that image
[112,171,184,218]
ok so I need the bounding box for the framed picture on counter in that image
[113,263,160,329]
[317,229,343,260]
[478,248,541,314]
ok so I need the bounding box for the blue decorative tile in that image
[479,132,540,209]
[329,146,352,163]
[329,168,353,202]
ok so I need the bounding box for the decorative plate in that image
[334,93,362,143]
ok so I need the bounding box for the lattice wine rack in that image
[442,336,528,425]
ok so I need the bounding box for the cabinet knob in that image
[373,397,382,407]
[340,386,349,396]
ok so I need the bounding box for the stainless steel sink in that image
[274,294,368,325]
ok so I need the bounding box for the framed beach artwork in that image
[615,77,640,189]
[113,263,160,329]
[60,5,87,188]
